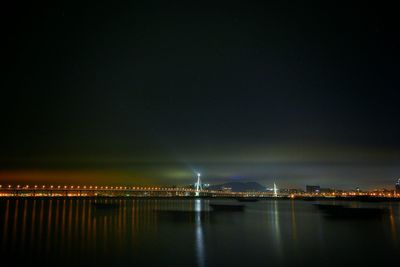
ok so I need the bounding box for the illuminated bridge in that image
[0,184,277,198]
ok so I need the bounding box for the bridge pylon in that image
[195,173,202,197]
[273,183,278,197]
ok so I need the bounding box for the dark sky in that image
[2,1,400,189]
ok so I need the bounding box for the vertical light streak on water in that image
[271,200,283,261]
[87,200,91,247]
[60,199,66,252]
[54,199,60,251]
[103,215,108,253]
[124,200,129,247]
[195,199,205,267]
[11,199,19,249]
[113,200,118,251]
[21,200,28,247]
[92,212,97,252]
[153,199,159,233]
[135,200,139,234]
[291,200,297,242]
[67,199,73,257]
[118,199,122,249]
[74,199,80,250]
[30,200,36,249]
[81,200,86,251]
[131,200,136,246]
[45,199,53,254]
[145,200,149,230]
[122,200,127,242]
[1,199,10,252]
[388,204,397,245]
[120,200,125,249]
[79,200,86,247]
[37,200,44,254]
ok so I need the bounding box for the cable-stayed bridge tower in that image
[195,172,202,197]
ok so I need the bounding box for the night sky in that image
[2,1,400,189]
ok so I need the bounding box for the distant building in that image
[306,185,320,193]
[279,188,304,194]
[396,179,400,194]
[319,188,333,194]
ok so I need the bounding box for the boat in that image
[209,203,245,211]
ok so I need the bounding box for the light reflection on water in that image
[271,200,282,261]
[195,199,205,267]
[0,198,399,267]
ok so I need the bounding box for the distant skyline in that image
[2,1,400,189]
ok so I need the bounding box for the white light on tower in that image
[273,183,278,197]
[195,172,202,197]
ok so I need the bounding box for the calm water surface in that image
[0,198,399,267]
